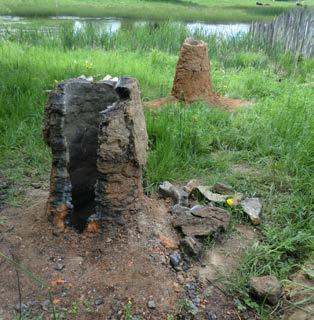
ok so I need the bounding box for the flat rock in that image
[249,275,282,305]
[159,181,188,206]
[194,186,227,203]
[172,208,230,237]
[159,181,175,198]
[103,74,113,80]
[190,205,229,219]
[241,198,262,225]
[212,182,234,194]
[183,179,200,195]
[171,204,191,216]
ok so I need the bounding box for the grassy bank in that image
[1,0,313,22]
[0,23,313,317]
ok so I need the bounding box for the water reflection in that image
[0,15,250,37]
[187,22,249,37]
[0,15,22,22]
[73,19,121,33]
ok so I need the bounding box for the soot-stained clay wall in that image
[43,77,148,232]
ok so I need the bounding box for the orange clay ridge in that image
[145,38,249,111]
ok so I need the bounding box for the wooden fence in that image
[250,8,313,58]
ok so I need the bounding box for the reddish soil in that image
[215,96,250,111]
[144,96,178,109]
[145,38,250,112]
[0,187,256,320]
[144,96,249,112]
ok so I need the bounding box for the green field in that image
[1,0,313,22]
[0,6,313,318]
[0,21,313,317]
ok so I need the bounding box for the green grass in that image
[0,21,313,318]
[1,0,313,22]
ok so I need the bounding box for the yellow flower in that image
[226,197,234,207]
[84,60,93,70]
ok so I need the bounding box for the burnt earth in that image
[43,77,148,232]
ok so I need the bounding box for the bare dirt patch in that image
[0,188,257,319]
[231,164,261,176]
[283,265,314,320]
[195,225,257,284]
[144,96,249,112]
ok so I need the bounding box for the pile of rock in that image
[159,180,284,308]
[159,181,228,266]
[158,180,263,265]
[192,182,262,226]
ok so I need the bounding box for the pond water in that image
[0,15,250,38]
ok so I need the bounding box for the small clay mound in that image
[171,38,220,105]
[145,37,249,111]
